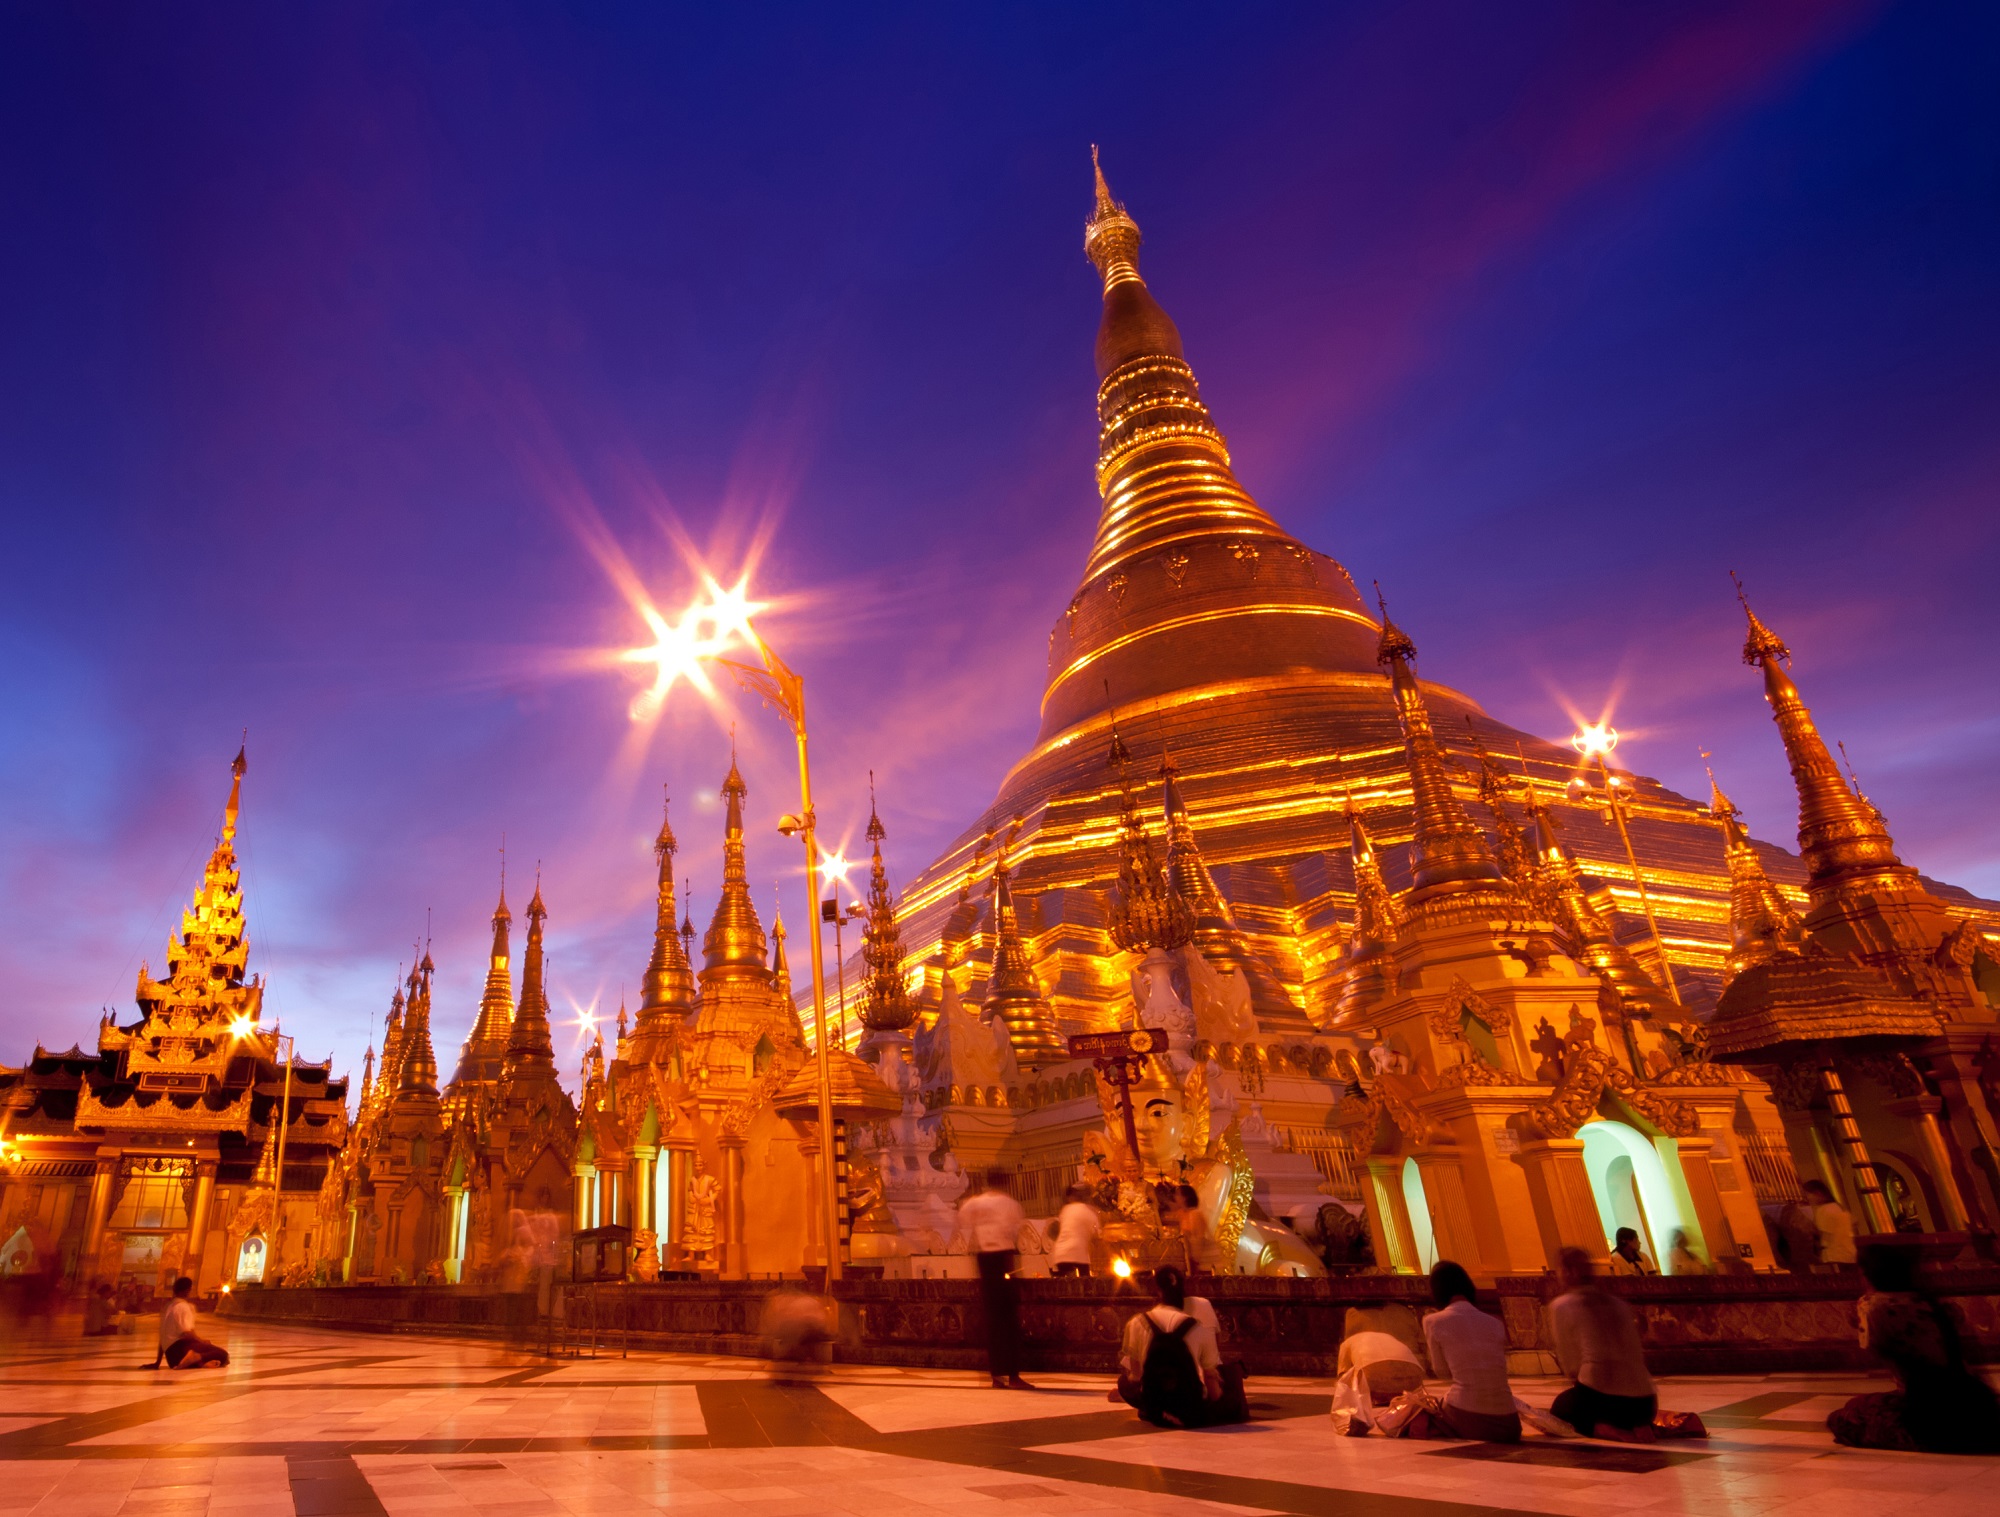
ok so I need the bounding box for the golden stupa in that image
[893,152,2000,1047]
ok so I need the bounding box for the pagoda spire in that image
[397,948,440,1098]
[1708,767,1803,976]
[701,756,769,981]
[1324,787,1402,1027]
[1108,735,1194,955]
[858,777,916,1033]
[983,843,1065,1067]
[1375,593,1507,904]
[374,978,407,1117]
[1069,151,1297,588]
[358,1043,375,1113]
[1529,794,1674,1020]
[1737,581,1907,900]
[633,788,698,1059]
[452,871,515,1090]
[503,876,555,1076]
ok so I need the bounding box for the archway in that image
[1399,1157,1438,1273]
[1579,1119,1690,1267]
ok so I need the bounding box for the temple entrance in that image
[1579,1119,1688,1267]
[1399,1157,1438,1272]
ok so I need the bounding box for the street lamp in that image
[822,893,866,1054]
[714,634,846,1284]
[1568,724,1681,1005]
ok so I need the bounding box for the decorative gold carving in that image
[1522,1009,1697,1139]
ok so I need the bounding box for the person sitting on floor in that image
[82,1283,119,1336]
[1828,1243,2000,1454]
[1603,1227,1658,1277]
[1417,1261,1521,1442]
[1549,1247,1655,1442]
[151,1276,229,1370]
[1117,1265,1223,1428]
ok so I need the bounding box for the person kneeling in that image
[1118,1266,1223,1428]
[153,1276,229,1370]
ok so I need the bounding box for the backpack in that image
[1139,1313,1206,1426]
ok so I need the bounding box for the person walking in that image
[1803,1180,1857,1267]
[1419,1261,1521,1441]
[960,1168,1031,1389]
[150,1277,229,1370]
[1549,1247,1656,1442]
[1049,1185,1101,1278]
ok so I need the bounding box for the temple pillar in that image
[442,1186,464,1284]
[80,1157,115,1283]
[1409,1149,1482,1274]
[1888,1096,1971,1232]
[664,1146,689,1266]
[1361,1158,1420,1273]
[572,1162,594,1231]
[719,1140,746,1279]
[1925,1041,2000,1227]
[183,1161,217,1287]
[630,1146,657,1234]
[1514,1137,1605,1266]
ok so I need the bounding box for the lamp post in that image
[710,634,845,1284]
[823,896,865,1053]
[1569,724,1681,1005]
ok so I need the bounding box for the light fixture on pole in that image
[718,641,845,1284]
[1569,723,1681,1005]
[821,891,866,1054]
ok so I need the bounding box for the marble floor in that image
[1,1317,1995,1516]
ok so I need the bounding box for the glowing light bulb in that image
[1571,722,1619,760]
[229,1015,257,1040]
[1111,1257,1132,1279]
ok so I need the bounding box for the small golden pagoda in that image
[0,749,348,1293]
[1706,596,2000,1234]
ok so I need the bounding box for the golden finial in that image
[1084,145,1143,289]
[1733,571,1790,667]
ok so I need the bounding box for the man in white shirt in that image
[1117,1266,1223,1426]
[959,1168,1031,1389]
[1804,1180,1857,1266]
[152,1276,229,1370]
[1048,1186,1101,1277]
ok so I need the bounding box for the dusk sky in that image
[3,2,1996,1087]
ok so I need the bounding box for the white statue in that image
[1130,946,1197,1053]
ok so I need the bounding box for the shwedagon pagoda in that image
[5,159,1999,1308]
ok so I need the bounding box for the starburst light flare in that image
[615,567,773,722]
[1571,721,1620,760]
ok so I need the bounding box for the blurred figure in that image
[759,1288,832,1384]
[151,1277,228,1370]
[1775,1196,1818,1271]
[82,1283,119,1336]
[960,1168,1031,1389]
[529,1209,560,1316]
[1804,1180,1857,1267]
[1604,1227,1657,1277]
[1828,1244,2000,1453]
[1667,1230,1708,1276]
[1549,1248,1655,1442]
[1049,1185,1100,1278]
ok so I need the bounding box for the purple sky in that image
[4,2,1996,1087]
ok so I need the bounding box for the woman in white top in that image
[1420,1261,1520,1442]
[1049,1186,1102,1277]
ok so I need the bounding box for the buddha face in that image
[1138,1089,1187,1173]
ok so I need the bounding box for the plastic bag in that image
[1330,1365,1376,1434]
[1515,1396,1579,1437]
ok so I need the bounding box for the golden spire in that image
[452,872,515,1090]
[397,949,439,1098]
[503,877,555,1076]
[358,1042,374,1113]
[1084,144,1144,293]
[983,844,1065,1067]
[633,788,698,1057]
[1708,766,1803,975]
[1736,580,1907,896]
[1531,798,1674,1019]
[374,978,407,1117]
[1321,787,1401,1028]
[1107,743,1194,954]
[222,744,246,843]
[859,778,916,1032]
[1374,592,1506,903]
[701,756,769,981]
